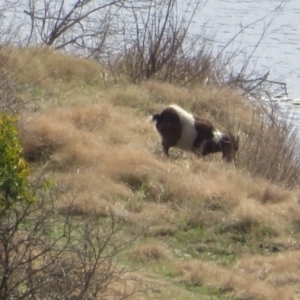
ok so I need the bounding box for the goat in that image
[151,104,239,162]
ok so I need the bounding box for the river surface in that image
[195,0,300,122]
[4,0,300,120]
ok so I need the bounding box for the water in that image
[3,0,300,115]
[196,0,300,122]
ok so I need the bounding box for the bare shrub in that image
[237,107,300,187]
[110,1,212,84]
[0,184,144,299]
[23,0,122,54]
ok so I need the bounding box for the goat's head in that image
[219,132,239,162]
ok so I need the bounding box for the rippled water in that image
[197,0,300,122]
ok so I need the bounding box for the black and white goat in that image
[151,104,239,162]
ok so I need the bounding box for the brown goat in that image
[151,104,239,162]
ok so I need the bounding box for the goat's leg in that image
[221,143,232,162]
[193,145,206,159]
[192,149,203,158]
[192,140,207,158]
[162,140,170,156]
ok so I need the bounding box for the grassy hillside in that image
[2,47,300,300]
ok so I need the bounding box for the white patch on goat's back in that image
[213,130,223,143]
[169,105,194,122]
[169,105,197,150]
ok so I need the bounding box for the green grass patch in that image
[186,285,236,300]
[165,225,239,266]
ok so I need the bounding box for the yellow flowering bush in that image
[0,114,34,215]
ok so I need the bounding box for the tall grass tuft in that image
[237,104,300,187]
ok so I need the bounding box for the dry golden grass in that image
[3,47,300,299]
[129,241,173,262]
[19,96,300,298]
[0,47,108,89]
[177,259,295,300]
[18,98,300,298]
